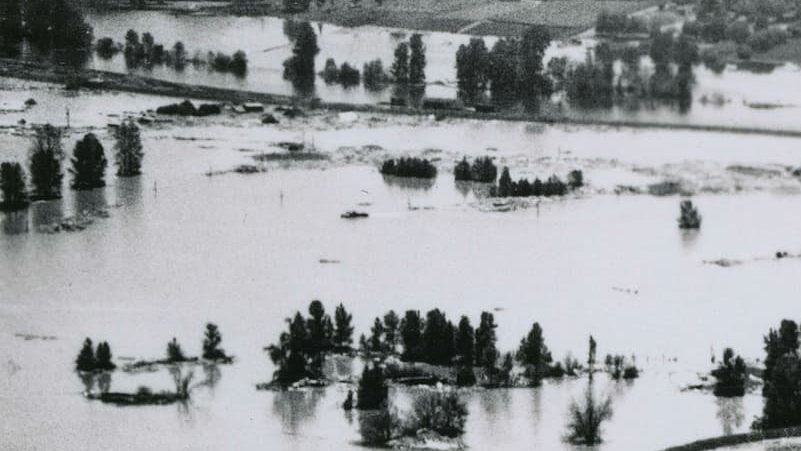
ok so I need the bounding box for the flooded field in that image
[3,81,801,450]
[71,11,801,131]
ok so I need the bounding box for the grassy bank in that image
[661,426,801,451]
[4,57,801,139]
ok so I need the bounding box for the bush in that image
[408,390,468,438]
[339,63,360,88]
[380,157,437,179]
[565,387,613,445]
[167,337,186,362]
[202,323,228,361]
[359,405,400,445]
[321,58,339,84]
[96,37,118,59]
[678,199,702,229]
[712,348,746,397]
[493,167,571,198]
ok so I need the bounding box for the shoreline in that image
[661,427,801,451]
[4,58,801,140]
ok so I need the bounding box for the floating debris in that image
[341,211,369,219]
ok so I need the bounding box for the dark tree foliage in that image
[475,312,498,369]
[307,300,333,371]
[712,348,746,397]
[568,170,584,190]
[338,63,361,88]
[334,303,354,349]
[454,156,497,183]
[95,341,116,371]
[380,157,437,179]
[1,0,24,44]
[596,10,648,35]
[167,337,186,362]
[421,309,456,366]
[759,320,801,429]
[678,199,702,229]
[455,316,475,366]
[321,58,339,84]
[400,310,424,362]
[357,364,388,409]
[493,167,570,198]
[408,34,426,86]
[588,335,597,369]
[70,133,107,190]
[0,162,28,211]
[519,26,552,105]
[516,322,552,384]
[455,38,490,103]
[95,37,118,59]
[283,22,319,90]
[391,42,410,84]
[202,323,228,361]
[114,120,144,177]
[764,320,800,390]
[24,0,94,52]
[488,38,520,104]
[76,338,97,372]
[29,124,64,200]
[383,310,400,353]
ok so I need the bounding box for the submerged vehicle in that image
[341,211,369,219]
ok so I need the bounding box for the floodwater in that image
[78,11,801,131]
[3,82,801,450]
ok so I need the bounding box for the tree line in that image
[491,167,583,198]
[0,122,144,212]
[380,157,437,179]
[0,0,93,54]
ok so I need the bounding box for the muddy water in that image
[3,86,801,450]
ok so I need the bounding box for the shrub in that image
[321,58,339,84]
[202,323,228,361]
[678,199,702,229]
[338,63,360,88]
[359,404,400,445]
[568,169,584,189]
[712,348,746,397]
[565,387,613,445]
[408,390,468,438]
[96,37,118,59]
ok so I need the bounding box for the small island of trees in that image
[491,167,583,198]
[454,156,497,183]
[380,157,437,179]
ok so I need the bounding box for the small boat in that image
[341,211,369,219]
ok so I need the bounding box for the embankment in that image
[661,426,801,451]
[4,58,801,139]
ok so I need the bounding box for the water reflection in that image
[2,210,29,235]
[77,371,112,394]
[199,362,222,392]
[382,175,435,191]
[716,396,745,436]
[73,188,108,217]
[30,200,64,229]
[680,229,700,250]
[115,176,143,210]
[477,388,511,425]
[271,388,325,434]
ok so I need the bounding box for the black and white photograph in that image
[2,0,801,450]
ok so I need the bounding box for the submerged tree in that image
[76,338,97,372]
[268,311,311,385]
[678,199,702,229]
[390,42,410,85]
[282,22,319,91]
[409,390,468,438]
[0,162,28,211]
[70,133,107,190]
[519,25,552,106]
[712,347,747,397]
[95,341,116,371]
[29,124,65,200]
[475,311,498,370]
[357,364,388,410]
[409,34,426,86]
[565,384,613,445]
[114,121,144,177]
[167,337,186,362]
[202,323,229,361]
[759,320,801,429]
[400,310,424,362]
[516,322,552,385]
[23,0,94,52]
[455,38,490,103]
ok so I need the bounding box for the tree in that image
[712,347,746,397]
[333,303,354,349]
[519,26,552,105]
[497,167,513,197]
[95,341,116,371]
[678,199,702,229]
[475,312,498,369]
[383,310,400,353]
[166,337,186,362]
[357,364,388,409]
[29,124,64,200]
[202,323,228,361]
[0,0,23,44]
[307,300,332,354]
[588,335,597,369]
[76,338,97,372]
[172,41,187,70]
[400,310,424,361]
[455,38,490,103]
[114,120,144,177]
[409,390,468,438]
[0,162,28,211]
[516,322,552,384]
[421,309,456,365]
[282,22,319,90]
[763,320,800,395]
[363,59,388,91]
[268,312,311,385]
[369,317,385,353]
[455,316,475,366]
[70,133,107,190]
[488,38,520,104]
[409,34,426,86]
[23,0,93,52]
[391,42,410,84]
[566,385,613,445]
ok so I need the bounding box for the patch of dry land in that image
[214,0,656,37]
